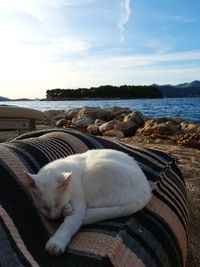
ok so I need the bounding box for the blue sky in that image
[0,0,200,98]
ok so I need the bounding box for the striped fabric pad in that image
[0,129,189,267]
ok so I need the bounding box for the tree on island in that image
[46,85,163,100]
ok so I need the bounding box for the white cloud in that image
[0,0,92,64]
[67,50,200,72]
[118,0,131,43]
[158,14,197,23]
[46,37,92,55]
[0,0,94,98]
[143,39,172,54]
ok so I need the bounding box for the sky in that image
[0,0,200,99]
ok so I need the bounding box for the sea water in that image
[1,97,200,124]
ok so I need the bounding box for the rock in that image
[180,122,200,134]
[78,106,106,120]
[177,134,200,149]
[114,113,127,121]
[114,121,139,136]
[56,119,69,128]
[105,107,132,121]
[53,112,68,121]
[44,110,65,120]
[99,120,116,133]
[156,121,180,135]
[137,119,181,137]
[103,130,124,138]
[66,108,81,119]
[72,116,94,127]
[95,119,106,125]
[87,124,100,135]
[155,117,183,124]
[136,120,157,136]
[135,117,200,149]
[124,111,144,126]
[145,120,155,127]
[44,110,66,126]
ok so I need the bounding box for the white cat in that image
[24,149,152,256]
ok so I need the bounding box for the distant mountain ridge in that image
[152,80,200,97]
[0,96,32,101]
[0,96,10,101]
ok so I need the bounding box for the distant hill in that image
[152,80,200,97]
[12,98,32,101]
[0,96,11,101]
[0,97,33,101]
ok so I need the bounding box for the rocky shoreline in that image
[43,106,200,149]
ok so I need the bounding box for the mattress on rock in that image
[0,129,189,267]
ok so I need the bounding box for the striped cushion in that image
[0,129,189,267]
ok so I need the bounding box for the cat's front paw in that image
[45,237,66,256]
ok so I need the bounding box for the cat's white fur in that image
[24,149,152,256]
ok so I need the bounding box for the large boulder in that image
[103,130,124,138]
[44,110,66,125]
[137,119,181,137]
[104,107,132,121]
[44,110,65,120]
[78,106,107,120]
[156,121,180,135]
[87,124,100,135]
[56,119,69,128]
[136,120,157,136]
[72,116,94,127]
[176,122,200,148]
[177,132,200,149]
[123,111,144,126]
[66,108,81,120]
[99,120,116,133]
[180,122,200,134]
[114,121,139,136]
[95,119,106,125]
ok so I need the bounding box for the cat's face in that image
[24,171,72,219]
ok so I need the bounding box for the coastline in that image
[43,106,200,149]
[1,96,200,101]
[1,98,200,125]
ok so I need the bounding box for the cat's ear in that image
[58,172,72,191]
[24,171,36,188]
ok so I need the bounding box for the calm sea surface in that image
[1,97,200,124]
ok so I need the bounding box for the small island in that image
[46,85,163,100]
